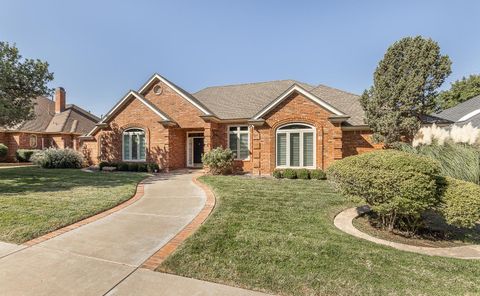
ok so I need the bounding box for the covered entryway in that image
[186,132,204,168]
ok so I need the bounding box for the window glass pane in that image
[276,133,287,166]
[239,126,248,131]
[279,124,311,130]
[123,134,130,160]
[229,126,237,132]
[239,133,249,159]
[131,134,138,160]
[139,134,146,160]
[229,133,238,157]
[290,133,300,166]
[303,132,313,167]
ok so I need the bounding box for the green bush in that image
[16,149,39,162]
[31,148,84,169]
[272,169,283,179]
[202,147,234,175]
[327,150,441,231]
[310,169,326,180]
[0,144,7,160]
[137,163,148,172]
[147,163,160,173]
[396,142,480,185]
[127,163,139,172]
[297,169,310,179]
[99,161,112,170]
[439,177,480,228]
[283,169,297,179]
[116,162,128,171]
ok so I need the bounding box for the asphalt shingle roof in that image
[435,95,480,128]
[193,80,366,125]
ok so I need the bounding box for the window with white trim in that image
[228,126,250,160]
[276,124,315,168]
[123,128,146,161]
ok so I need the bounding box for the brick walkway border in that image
[141,175,216,270]
[24,177,149,246]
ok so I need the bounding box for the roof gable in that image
[139,73,213,116]
[252,84,346,120]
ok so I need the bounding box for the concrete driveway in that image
[0,170,267,296]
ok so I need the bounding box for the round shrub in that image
[310,169,326,180]
[283,169,297,179]
[440,177,480,228]
[147,163,160,173]
[31,148,84,169]
[297,169,310,179]
[272,169,283,179]
[327,150,441,231]
[202,147,234,175]
[0,143,7,160]
[16,149,39,162]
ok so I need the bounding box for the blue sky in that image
[1,0,479,116]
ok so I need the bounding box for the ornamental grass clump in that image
[327,150,441,232]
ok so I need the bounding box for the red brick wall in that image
[342,130,383,157]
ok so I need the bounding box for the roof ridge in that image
[67,104,100,121]
[312,84,360,97]
[195,79,303,92]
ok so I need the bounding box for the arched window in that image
[276,123,315,168]
[123,128,146,161]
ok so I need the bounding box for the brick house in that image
[0,87,100,162]
[81,73,383,175]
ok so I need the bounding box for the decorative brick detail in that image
[141,175,216,270]
[23,177,149,246]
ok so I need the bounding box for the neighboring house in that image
[0,87,100,162]
[435,95,480,128]
[81,73,383,175]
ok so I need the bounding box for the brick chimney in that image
[55,87,66,113]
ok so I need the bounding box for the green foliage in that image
[117,162,129,171]
[297,169,310,180]
[16,149,40,162]
[31,148,84,169]
[202,147,234,175]
[440,177,480,228]
[137,163,148,172]
[99,161,159,172]
[0,144,7,159]
[147,163,160,173]
[310,169,327,180]
[396,142,480,185]
[360,36,452,146]
[436,74,480,111]
[127,163,139,172]
[272,169,283,179]
[0,42,54,127]
[283,169,297,179]
[327,150,441,231]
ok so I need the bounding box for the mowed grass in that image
[0,167,148,243]
[159,176,480,296]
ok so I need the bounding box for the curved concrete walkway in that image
[334,206,480,259]
[0,170,269,296]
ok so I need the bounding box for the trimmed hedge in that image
[16,149,40,162]
[99,161,159,173]
[0,144,7,160]
[272,168,327,180]
[327,150,441,231]
[31,148,83,169]
[440,177,480,228]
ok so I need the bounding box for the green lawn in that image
[0,167,148,243]
[159,176,480,296]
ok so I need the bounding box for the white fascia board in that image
[139,73,212,115]
[252,85,345,120]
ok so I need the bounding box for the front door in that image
[187,133,204,168]
[193,137,204,165]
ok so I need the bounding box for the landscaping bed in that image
[0,167,148,243]
[158,176,480,296]
[353,211,480,248]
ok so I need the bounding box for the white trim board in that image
[252,84,345,120]
[138,73,212,116]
